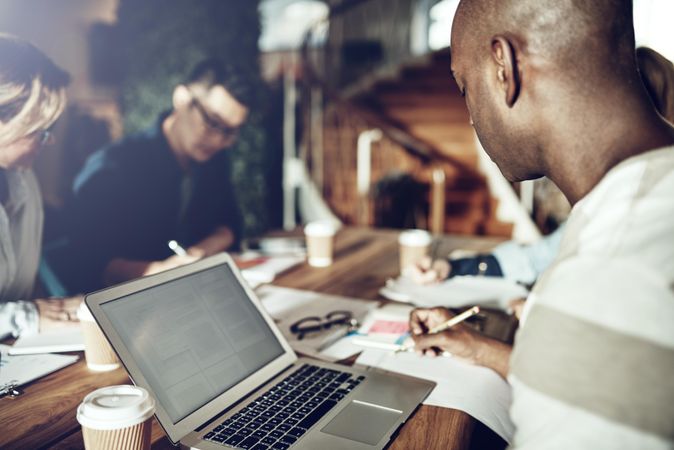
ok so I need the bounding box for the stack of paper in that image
[9,328,84,355]
[356,348,515,443]
[379,275,529,310]
[235,253,305,287]
[0,344,79,388]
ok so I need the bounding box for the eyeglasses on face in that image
[190,96,241,139]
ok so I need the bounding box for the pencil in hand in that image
[396,306,480,354]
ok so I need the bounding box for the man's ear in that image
[491,35,520,107]
[173,85,192,109]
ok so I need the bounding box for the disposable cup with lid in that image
[77,385,155,431]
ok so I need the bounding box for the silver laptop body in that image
[86,253,435,450]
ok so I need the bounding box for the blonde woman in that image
[0,34,80,339]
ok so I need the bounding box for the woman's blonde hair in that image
[0,33,70,147]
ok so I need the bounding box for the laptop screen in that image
[100,263,285,423]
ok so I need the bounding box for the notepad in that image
[235,253,305,285]
[356,348,515,443]
[9,328,84,355]
[380,275,529,310]
[1,344,79,387]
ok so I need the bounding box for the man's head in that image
[169,60,251,163]
[450,0,637,182]
[0,33,70,169]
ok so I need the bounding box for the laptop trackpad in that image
[321,400,402,445]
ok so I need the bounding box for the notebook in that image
[86,253,434,449]
[9,328,84,355]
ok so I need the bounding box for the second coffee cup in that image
[304,221,338,267]
[398,229,432,275]
[77,303,120,372]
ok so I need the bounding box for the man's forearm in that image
[104,258,153,286]
[475,337,512,379]
[188,226,234,257]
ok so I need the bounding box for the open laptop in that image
[85,253,435,450]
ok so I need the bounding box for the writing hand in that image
[36,296,83,332]
[144,254,199,276]
[409,307,512,378]
[409,307,480,359]
[408,256,451,284]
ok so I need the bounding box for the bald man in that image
[410,1,674,448]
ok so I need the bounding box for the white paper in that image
[356,349,514,443]
[241,254,305,284]
[9,328,85,355]
[256,286,379,362]
[380,275,529,310]
[0,344,79,387]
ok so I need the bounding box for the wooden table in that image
[0,227,505,450]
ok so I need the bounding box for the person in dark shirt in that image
[66,60,251,292]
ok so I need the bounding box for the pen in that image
[352,338,452,357]
[168,240,187,257]
[395,305,481,353]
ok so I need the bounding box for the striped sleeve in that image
[509,256,674,449]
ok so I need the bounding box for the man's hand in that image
[410,307,482,360]
[36,296,83,332]
[408,256,451,284]
[105,253,201,286]
[409,307,512,379]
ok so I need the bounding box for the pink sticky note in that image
[368,320,409,334]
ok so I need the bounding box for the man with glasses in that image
[63,60,252,292]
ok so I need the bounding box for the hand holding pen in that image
[142,240,198,276]
[406,306,484,359]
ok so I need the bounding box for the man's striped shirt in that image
[509,147,674,449]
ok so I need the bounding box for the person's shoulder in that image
[588,145,674,207]
[102,125,163,161]
[567,146,674,254]
[74,123,166,188]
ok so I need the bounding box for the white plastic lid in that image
[398,229,432,247]
[304,221,338,237]
[77,385,155,430]
[77,302,94,322]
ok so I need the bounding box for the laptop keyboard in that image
[204,364,366,450]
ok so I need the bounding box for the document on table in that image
[356,348,515,443]
[0,344,79,387]
[256,285,379,362]
[234,252,305,288]
[380,275,529,310]
[9,328,84,355]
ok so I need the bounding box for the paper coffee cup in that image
[77,385,155,450]
[77,304,120,372]
[304,221,338,267]
[399,229,432,274]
